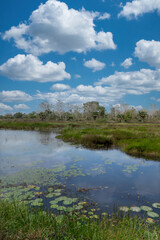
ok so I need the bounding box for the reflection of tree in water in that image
[38,131,64,149]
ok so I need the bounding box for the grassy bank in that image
[0,120,80,130]
[0,120,160,160]
[0,200,159,240]
[58,123,160,160]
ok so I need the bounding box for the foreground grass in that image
[0,200,159,240]
[0,120,160,160]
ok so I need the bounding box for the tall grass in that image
[0,200,159,240]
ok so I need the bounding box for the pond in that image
[0,130,160,219]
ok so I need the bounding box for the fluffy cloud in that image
[135,40,160,68]
[121,58,133,69]
[0,103,13,112]
[3,0,116,55]
[0,54,71,82]
[98,12,111,20]
[0,90,33,102]
[14,104,30,110]
[84,58,106,72]
[35,65,160,106]
[119,0,160,19]
[96,68,160,94]
[35,84,125,107]
[51,83,70,91]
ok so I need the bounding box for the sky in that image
[0,0,160,114]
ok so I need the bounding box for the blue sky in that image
[0,0,160,114]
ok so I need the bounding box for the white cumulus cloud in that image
[96,68,160,94]
[135,40,160,68]
[84,58,106,72]
[119,0,160,19]
[14,104,30,110]
[121,58,133,69]
[35,83,126,107]
[3,0,116,55]
[98,12,111,20]
[0,90,33,102]
[0,54,71,82]
[0,103,13,112]
[51,83,71,91]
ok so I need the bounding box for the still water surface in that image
[0,130,160,216]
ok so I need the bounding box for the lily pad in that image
[57,206,66,211]
[119,206,129,212]
[152,203,160,209]
[66,207,75,212]
[54,189,62,193]
[130,206,141,212]
[48,188,53,192]
[53,192,61,197]
[78,202,87,206]
[31,198,43,207]
[50,204,59,209]
[46,193,54,198]
[63,199,73,205]
[55,196,67,202]
[141,206,152,212]
[74,205,83,210]
[147,212,159,218]
[50,200,58,205]
[35,192,42,196]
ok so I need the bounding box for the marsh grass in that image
[58,123,160,160]
[0,200,160,240]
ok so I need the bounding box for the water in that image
[0,130,160,217]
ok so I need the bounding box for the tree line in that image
[0,101,160,122]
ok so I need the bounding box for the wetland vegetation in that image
[0,120,160,159]
[0,101,160,239]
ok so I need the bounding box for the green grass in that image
[57,123,160,160]
[0,200,160,240]
[0,120,80,130]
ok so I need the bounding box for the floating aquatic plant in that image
[57,206,66,211]
[31,198,43,207]
[46,193,55,198]
[74,205,83,210]
[119,206,129,212]
[78,202,87,206]
[147,212,159,218]
[152,203,160,209]
[141,206,152,212]
[130,207,141,212]
[63,199,75,205]
[50,204,59,209]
